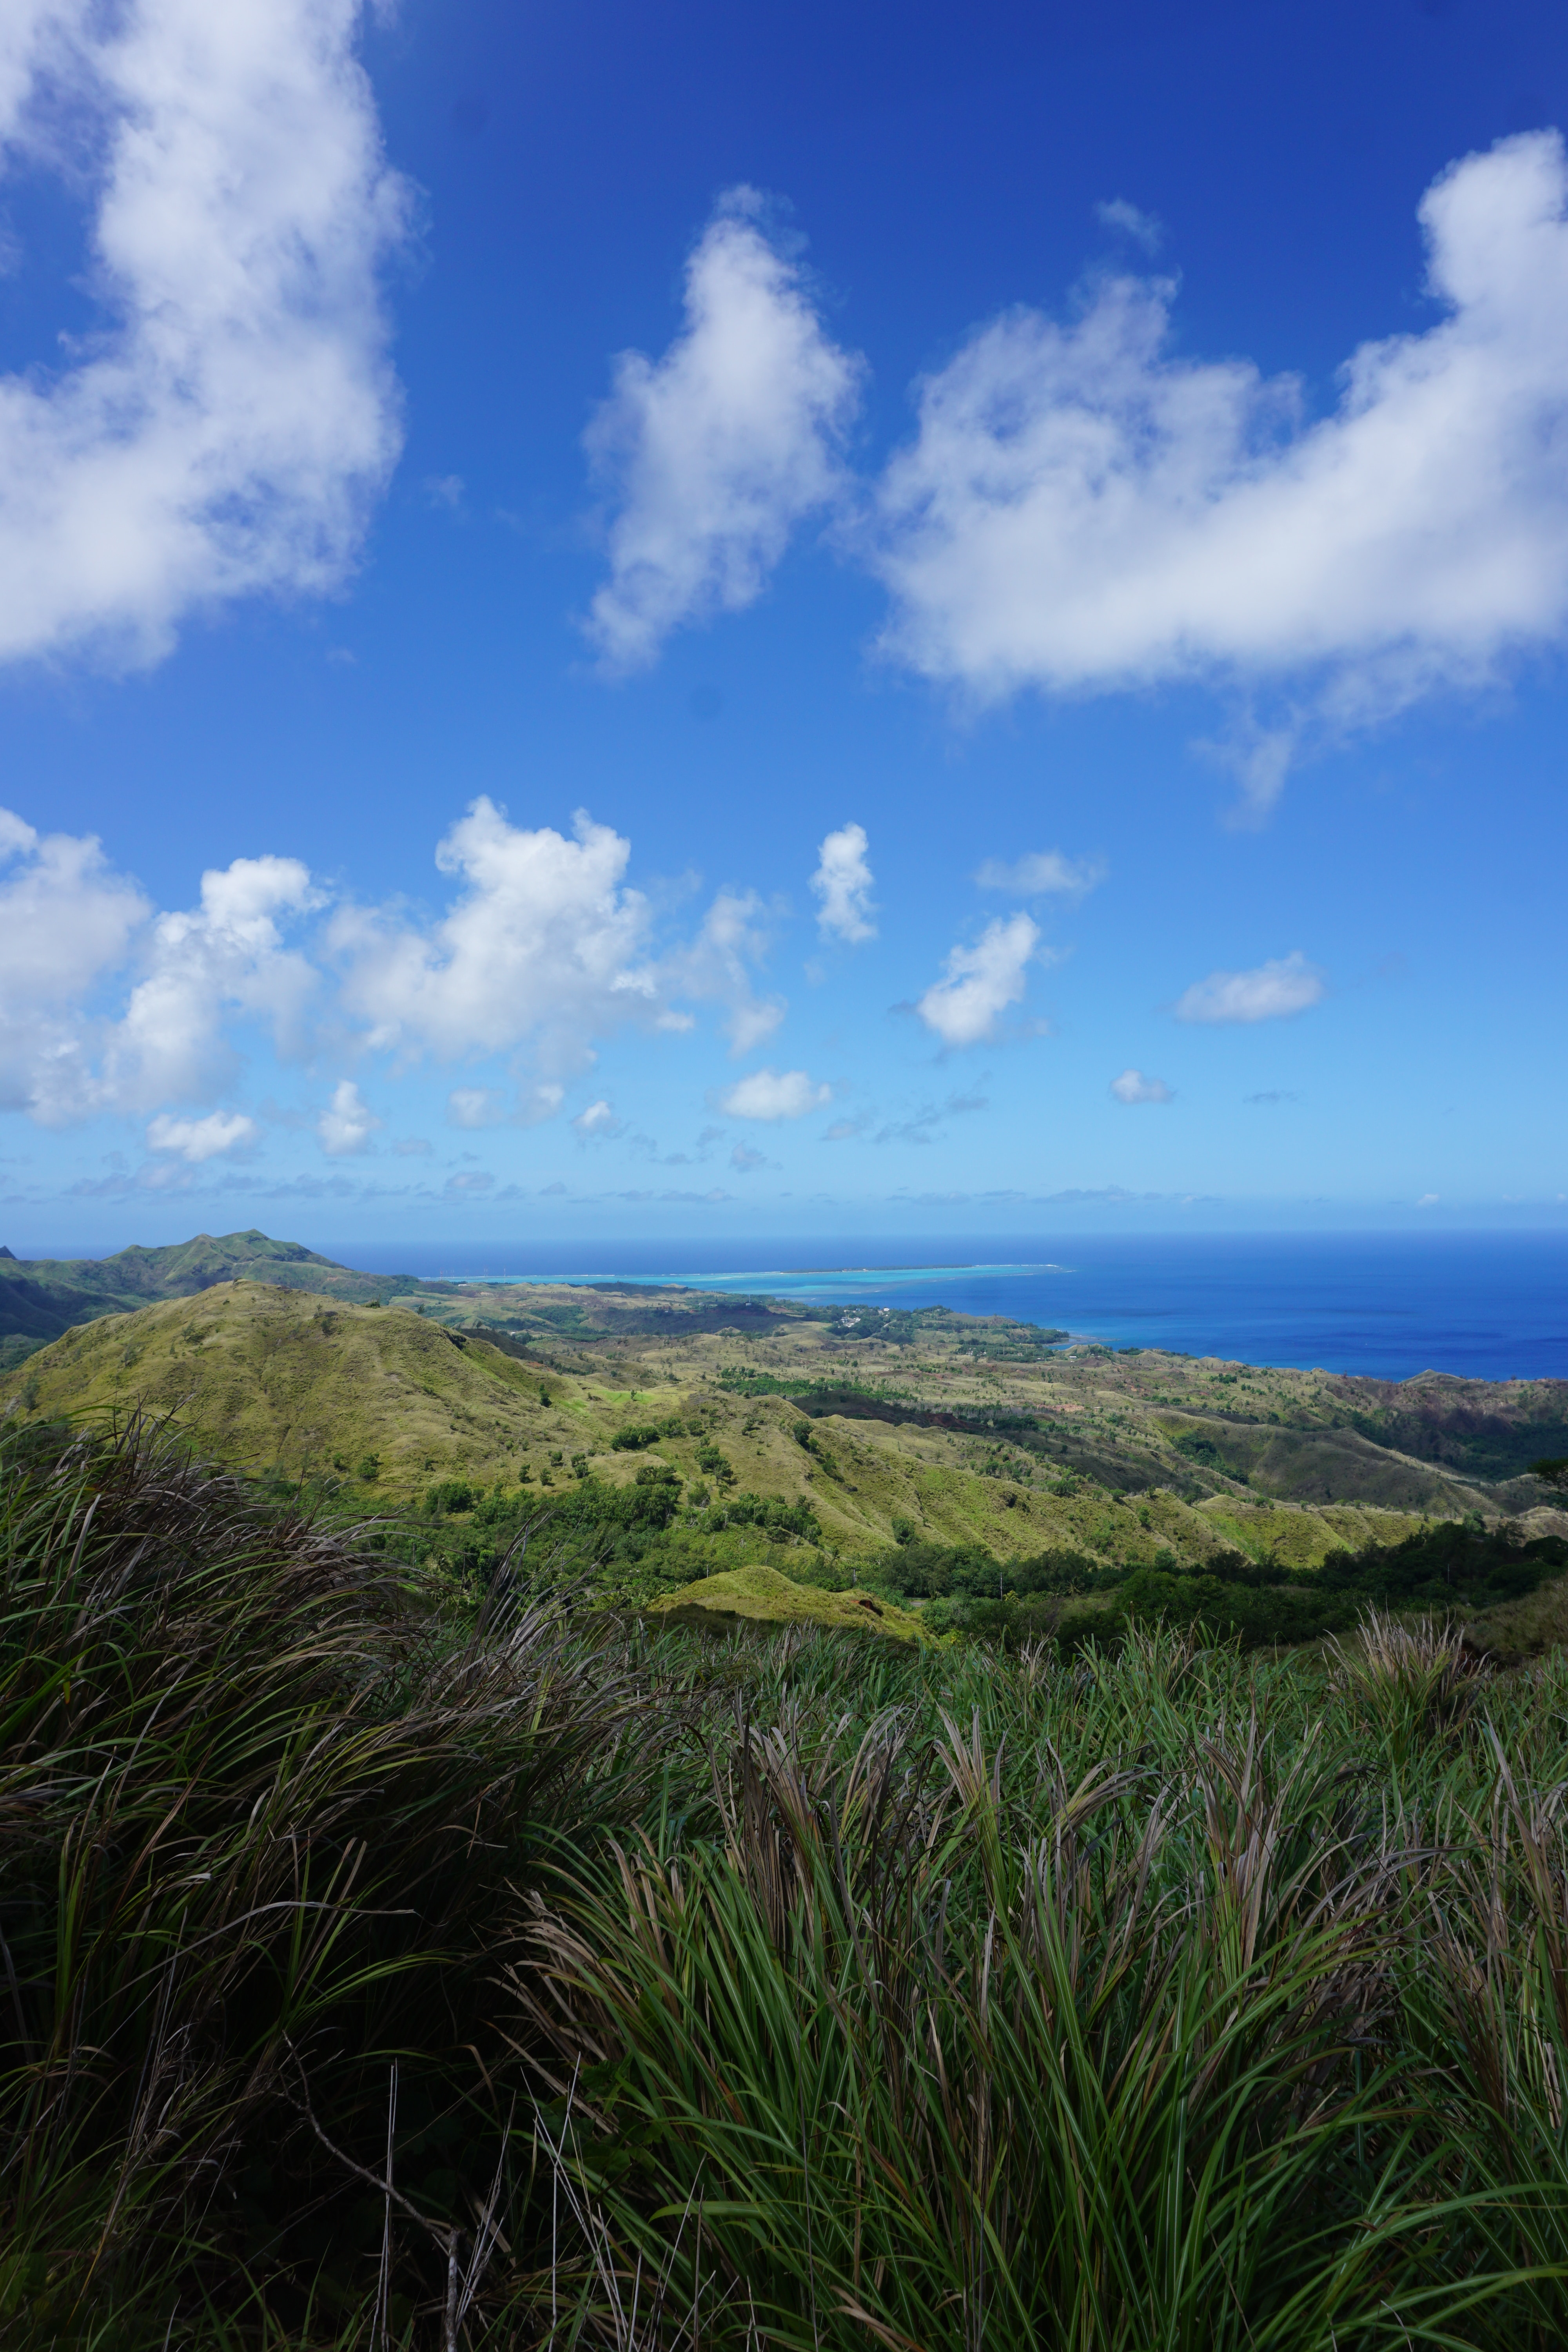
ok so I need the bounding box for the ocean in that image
[328,1232,1568,1384]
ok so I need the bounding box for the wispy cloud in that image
[447,1087,506,1129]
[666,887,785,1054]
[975,848,1105,898]
[1110,1068,1173,1103]
[1096,197,1163,252]
[875,1089,989,1144]
[1173,951,1325,1025]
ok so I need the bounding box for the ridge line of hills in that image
[2,1236,1566,1634]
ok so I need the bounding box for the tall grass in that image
[6,1428,1568,2345]
[504,1624,1568,2350]
[0,1419,648,2345]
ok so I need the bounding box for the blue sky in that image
[1,0,1566,1252]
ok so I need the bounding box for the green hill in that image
[0,1283,560,1490]
[0,1227,445,1361]
[6,1235,1566,1610]
[0,1282,1441,1576]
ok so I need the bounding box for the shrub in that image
[695,1491,820,1540]
[611,1424,661,1451]
[426,1477,478,1515]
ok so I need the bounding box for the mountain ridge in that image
[0,1228,446,1358]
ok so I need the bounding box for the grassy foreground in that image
[9,1422,1568,2347]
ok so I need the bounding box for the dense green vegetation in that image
[848,1521,1568,1652]
[7,1415,1568,2345]
[404,1457,830,1612]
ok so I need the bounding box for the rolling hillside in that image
[0,1285,557,1490]
[0,1227,447,1363]
[5,1262,1565,1580]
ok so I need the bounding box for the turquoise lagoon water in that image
[330,1233,1568,1385]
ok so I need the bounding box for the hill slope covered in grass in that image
[11,1412,1568,2348]
[0,1282,557,1487]
[7,1250,1568,1599]
[646,1561,928,1641]
[0,1226,445,1358]
[0,1280,1445,1569]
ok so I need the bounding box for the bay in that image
[329,1231,1568,1383]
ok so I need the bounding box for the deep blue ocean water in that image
[327,1233,1568,1384]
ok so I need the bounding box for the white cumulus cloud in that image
[332,800,660,1089]
[317,1077,378,1155]
[975,848,1105,898]
[0,817,317,1126]
[573,1098,623,1140]
[718,1067,831,1120]
[146,1108,257,1162]
[0,0,408,670]
[1110,1068,1173,1104]
[584,191,862,670]
[104,855,320,1112]
[0,808,149,1120]
[915,912,1040,1047]
[871,131,1568,759]
[810,820,877,943]
[0,794,842,1145]
[1173,951,1325,1025]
